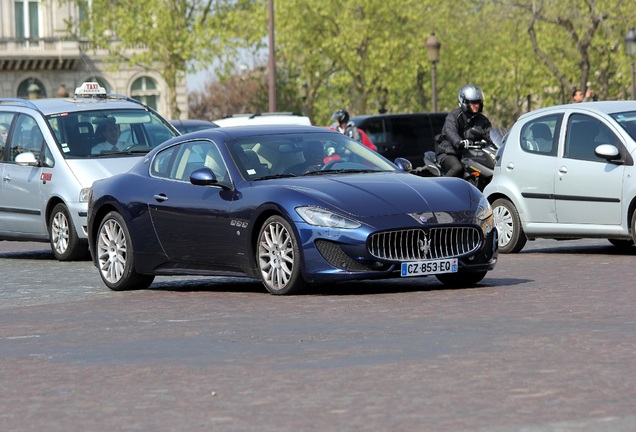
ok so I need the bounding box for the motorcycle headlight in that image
[296,207,361,229]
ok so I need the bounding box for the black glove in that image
[458,139,473,148]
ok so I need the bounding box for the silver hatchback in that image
[484,101,636,253]
[0,83,178,260]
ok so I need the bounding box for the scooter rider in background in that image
[435,85,492,177]
[331,109,362,141]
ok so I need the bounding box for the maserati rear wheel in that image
[96,211,154,291]
[257,215,306,295]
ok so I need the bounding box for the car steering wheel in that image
[321,160,341,170]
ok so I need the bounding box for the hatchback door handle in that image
[153,194,168,202]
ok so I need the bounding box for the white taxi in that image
[0,82,178,260]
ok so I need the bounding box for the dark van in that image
[350,113,447,167]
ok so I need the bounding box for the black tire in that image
[492,198,527,253]
[49,203,88,261]
[95,211,154,291]
[435,271,487,287]
[257,215,306,295]
[613,211,636,248]
[608,239,634,248]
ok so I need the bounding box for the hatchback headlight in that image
[296,207,361,229]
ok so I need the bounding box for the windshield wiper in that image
[303,169,380,175]
[253,173,298,181]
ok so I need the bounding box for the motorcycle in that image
[413,126,503,191]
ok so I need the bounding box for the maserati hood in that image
[284,173,475,218]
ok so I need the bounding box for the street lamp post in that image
[626,28,636,100]
[268,0,277,112]
[425,32,441,112]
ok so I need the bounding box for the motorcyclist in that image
[435,85,492,177]
[331,109,362,141]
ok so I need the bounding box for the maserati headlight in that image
[476,195,493,220]
[296,206,361,229]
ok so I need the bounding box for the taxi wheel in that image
[96,211,154,291]
[49,203,88,261]
[257,215,306,295]
[492,198,527,254]
[436,271,487,287]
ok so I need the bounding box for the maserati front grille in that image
[368,227,481,261]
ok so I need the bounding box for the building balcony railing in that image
[0,38,81,71]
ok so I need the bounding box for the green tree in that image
[61,0,262,118]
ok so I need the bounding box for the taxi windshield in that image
[45,108,176,158]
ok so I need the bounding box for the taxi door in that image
[1,114,48,236]
[555,113,624,225]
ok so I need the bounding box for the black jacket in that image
[435,107,492,160]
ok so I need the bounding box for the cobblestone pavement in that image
[1,239,635,432]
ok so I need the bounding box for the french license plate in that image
[400,258,458,277]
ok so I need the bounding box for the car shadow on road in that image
[520,242,636,255]
[0,250,54,260]
[146,275,525,296]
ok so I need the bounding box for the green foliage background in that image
[66,0,636,128]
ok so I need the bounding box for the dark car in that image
[350,113,447,167]
[87,125,497,295]
[169,119,218,134]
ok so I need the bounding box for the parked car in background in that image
[484,101,636,253]
[169,119,218,134]
[87,125,497,295]
[213,112,311,127]
[350,113,447,167]
[0,82,178,260]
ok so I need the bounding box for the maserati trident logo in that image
[418,235,431,258]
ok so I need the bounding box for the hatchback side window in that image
[565,114,617,162]
[519,114,562,156]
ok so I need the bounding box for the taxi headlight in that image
[296,207,361,229]
[79,187,91,203]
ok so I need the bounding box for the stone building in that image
[0,0,187,119]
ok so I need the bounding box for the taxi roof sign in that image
[74,82,107,98]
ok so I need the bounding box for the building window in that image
[17,78,47,99]
[15,0,39,40]
[131,76,158,110]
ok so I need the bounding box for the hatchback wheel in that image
[492,198,527,253]
[49,203,88,261]
[96,211,154,291]
[257,215,306,295]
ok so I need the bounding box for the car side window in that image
[0,111,18,162]
[519,114,562,156]
[565,114,617,162]
[154,140,227,183]
[9,114,39,162]
[359,118,387,145]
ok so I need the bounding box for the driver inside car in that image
[92,122,124,154]
[287,142,325,174]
